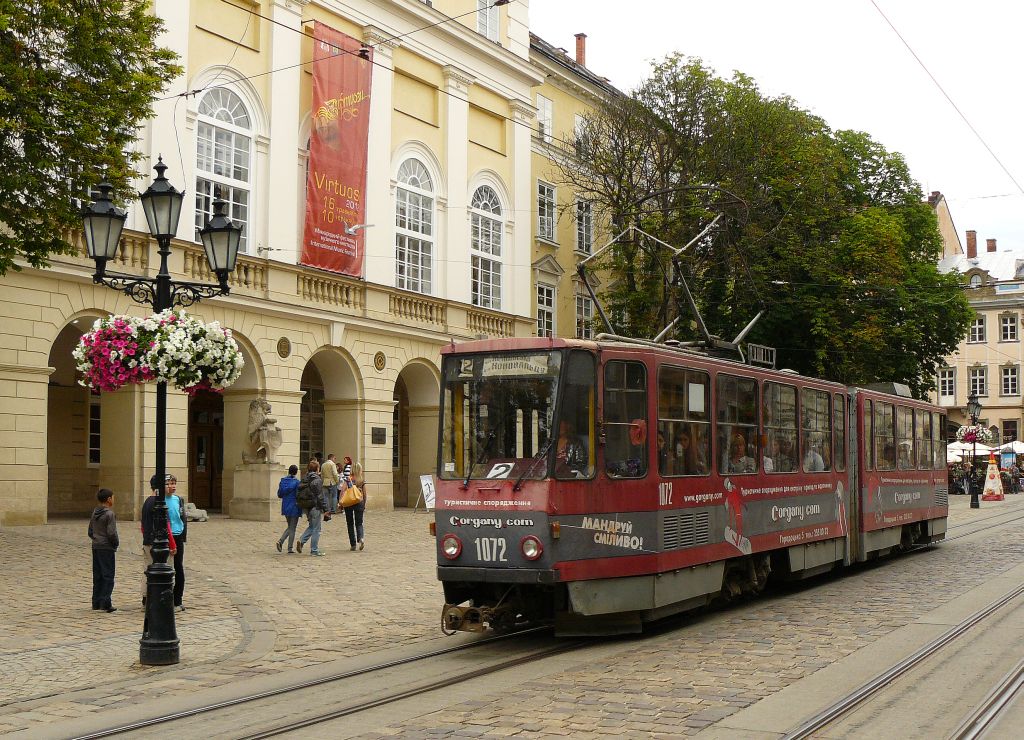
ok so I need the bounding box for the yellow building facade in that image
[0,0,557,525]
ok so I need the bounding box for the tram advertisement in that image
[301,22,372,277]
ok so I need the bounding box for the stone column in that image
[100,384,144,520]
[0,363,53,525]
[139,383,189,504]
[442,66,474,305]
[362,26,399,286]
[406,405,439,507]
[266,0,307,263]
[509,100,535,319]
[362,398,398,510]
[324,399,361,464]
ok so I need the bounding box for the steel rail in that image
[948,657,1024,740]
[70,626,549,740]
[239,641,589,739]
[781,583,1024,740]
[944,512,1024,543]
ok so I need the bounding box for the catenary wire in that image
[869,0,1024,196]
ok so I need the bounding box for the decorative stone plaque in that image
[373,351,387,371]
[277,337,291,359]
[372,426,387,444]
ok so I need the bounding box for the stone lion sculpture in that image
[243,398,283,464]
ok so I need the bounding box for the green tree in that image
[556,54,970,397]
[0,1,180,274]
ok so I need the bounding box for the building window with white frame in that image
[576,290,593,339]
[395,159,434,294]
[195,88,252,252]
[537,283,555,337]
[535,95,552,144]
[1002,365,1019,396]
[537,181,555,241]
[576,200,593,254]
[969,366,988,397]
[969,316,986,342]
[88,391,101,465]
[470,185,502,309]
[938,368,955,400]
[1001,314,1018,342]
[477,0,498,42]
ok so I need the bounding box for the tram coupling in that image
[442,602,521,634]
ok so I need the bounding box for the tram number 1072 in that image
[474,537,508,562]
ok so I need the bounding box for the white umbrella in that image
[946,452,963,463]
[998,440,1024,454]
[947,441,993,455]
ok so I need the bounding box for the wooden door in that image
[188,391,224,511]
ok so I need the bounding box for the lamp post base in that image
[140,560,179,665]
[970,489,981,509]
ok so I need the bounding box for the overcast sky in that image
[529,0,1024,253]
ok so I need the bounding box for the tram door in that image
[188,391,224,511]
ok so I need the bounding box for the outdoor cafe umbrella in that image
[947,441,993,456]
[998,440,1024,454]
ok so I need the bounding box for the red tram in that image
[432,337,948,634]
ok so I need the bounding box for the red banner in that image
[301,23,372,276]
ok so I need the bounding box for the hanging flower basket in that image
[74,309,244,396]
[955,424,996,445]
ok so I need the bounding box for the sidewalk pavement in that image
[0,508,440,734]
[0,494,1021,736]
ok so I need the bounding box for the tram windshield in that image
[439,350,595,481]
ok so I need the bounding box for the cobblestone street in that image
[1,495,1021,737]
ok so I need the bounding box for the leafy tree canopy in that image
[0,1,180,274]
[557,54,970,397]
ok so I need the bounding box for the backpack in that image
[295,479,316,510]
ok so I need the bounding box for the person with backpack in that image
[295,459,326,556]
[275,464,301,553]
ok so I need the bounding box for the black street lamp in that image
[81,158,241,665]
[966,391,983,510]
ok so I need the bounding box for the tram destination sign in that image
[747,343,776,369]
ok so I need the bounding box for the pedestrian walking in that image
[89,488,119,612]
[341,456,353,487]
[341,461,366,551]
[140,477,177,606]
[158,474,188,612]
[321,453,340,520]
[276,464,301,553]
[295,459,326,556]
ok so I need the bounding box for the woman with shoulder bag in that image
[341,461,366,551]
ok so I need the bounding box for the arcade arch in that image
[392,359,440,507]
[300,348,363,470]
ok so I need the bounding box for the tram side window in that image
[555,351,596,480]
[834,393,846,472]
[933,412,946,470]
[717,374,758,474]
[864,400,873,470]
[896,406,914,469]
[658,365,710,476]
[801,388,832,472]
[916,410,932,470]
[604,360,648,478]
[763,381,797,473]
[874,402,896,470]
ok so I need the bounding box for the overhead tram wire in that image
[869,0,1024,197]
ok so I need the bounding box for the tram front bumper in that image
[436,566,558,584]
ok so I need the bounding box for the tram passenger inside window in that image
[657,428,669,475]
[555,420,587,477]
[671,426,705,475]
[803,435,826,472]
[725,432,756,474]
[897,442,913,470]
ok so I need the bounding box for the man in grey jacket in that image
[296,459,327,556]
[89,488,119,612]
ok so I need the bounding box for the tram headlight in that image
[521,535,543,561]
[441,534,462,559]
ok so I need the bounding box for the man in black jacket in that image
[295,459,326,556]
[89,489,119,613]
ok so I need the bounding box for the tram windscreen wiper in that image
[463,428,497,488]
[513,437,554,492]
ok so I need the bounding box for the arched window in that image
[470,185,502,309]
[395,159,434,294]
[195,88,252,252]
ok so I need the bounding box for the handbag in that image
[340,483,363,508]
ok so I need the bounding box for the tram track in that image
[70,626,571,739]
[944,510,1024,542]
[780,581,1024,740]
[948,657,1024,740]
